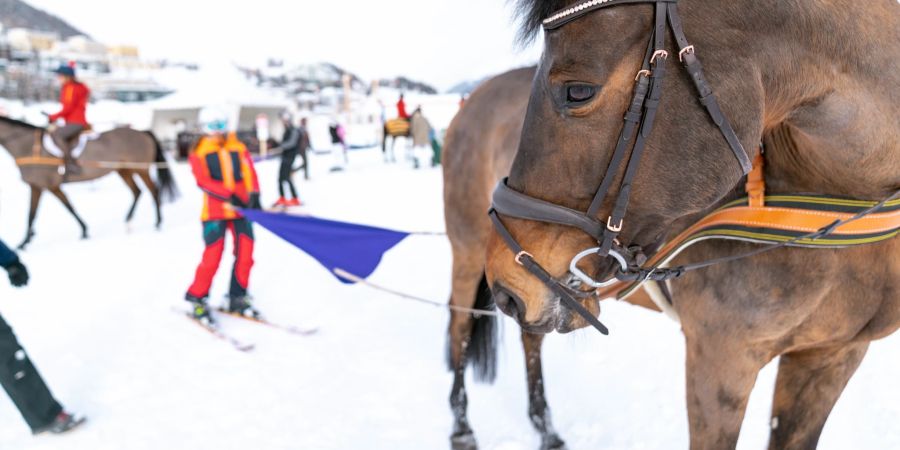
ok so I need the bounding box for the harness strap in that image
[586,40,654,218]
[601,4,670,255]
[489,210,610,334]
[745,153,766,207]
[667,5,752,175]
[609,189,900,298]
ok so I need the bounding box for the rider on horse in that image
[396,94,409,120]
[47,64,90,177]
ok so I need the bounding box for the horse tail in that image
[448,273,499,383]
[145,131,178,201]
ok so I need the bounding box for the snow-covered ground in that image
[0,146,897,450]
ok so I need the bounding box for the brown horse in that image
[486,1,900,449]
[445,65,659,450]
[383,118,411,163]
[443,67,572,450]
[0,116,176,249]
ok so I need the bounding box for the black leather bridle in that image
[489,0,752,334]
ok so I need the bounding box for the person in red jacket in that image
[47,64,90,176]
[396,94,409,120]
[184,107,262,325]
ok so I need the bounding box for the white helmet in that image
[198,107,229,134]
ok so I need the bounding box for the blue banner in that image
[240,209,411,284]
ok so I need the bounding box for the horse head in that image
[486,0,763,333]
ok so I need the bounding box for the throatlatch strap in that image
[667,4,751,175]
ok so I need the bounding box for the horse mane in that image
[513,0,570,44]
[0,115,41,130]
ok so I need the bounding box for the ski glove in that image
[3,259,29,287]
[247,193,262,210]
[229,194,248,208]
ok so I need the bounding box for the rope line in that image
[15,158,172,170]
[332,268,501,317]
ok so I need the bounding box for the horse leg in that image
[117,170,141,224]
[521,331,566,450]
[768,342,869,450]
[684,332,766,450]
[48,187,88,239]
[447,251,494,450]
[390,137,397,163]
[17,186,42,250]
[135,169,162,228]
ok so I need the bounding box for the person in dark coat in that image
[0,238,85,435]
[271,114,307,207]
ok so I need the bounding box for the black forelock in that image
[512,0,571,44]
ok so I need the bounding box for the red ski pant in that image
[186,219,254,299]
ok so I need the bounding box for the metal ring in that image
[568,247,629,288]
[651,50,669,64]
[634,69,651,81]
[678,45,695,62]
[515,251,533,266]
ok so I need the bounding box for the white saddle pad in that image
[43,132,101,159]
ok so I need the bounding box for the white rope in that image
[89,161,172,170]
[332,268,502,317]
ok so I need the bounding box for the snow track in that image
[0,147,897,449]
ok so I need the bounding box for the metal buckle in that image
[568,247,630,288]
[650,50,669,64]
[515,251,533,266]
[606,217,623,232]
[634,69,651,81]
[678,45,695,62]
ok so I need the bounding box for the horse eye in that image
[566,84,596,104]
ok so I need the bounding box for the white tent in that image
[146,65,290,144]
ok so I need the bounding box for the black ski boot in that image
[33,411,86,435]
[185,294,215,326]
[228,295,260,318]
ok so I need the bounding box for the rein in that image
[490,0,900,335]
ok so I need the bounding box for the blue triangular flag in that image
[240,209,411,284]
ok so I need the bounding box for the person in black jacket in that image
[0,238,85,435]
[271,114,307,207]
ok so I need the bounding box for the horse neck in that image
[0,121,38,159]
[721,0,900,198]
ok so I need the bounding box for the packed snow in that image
[0,145,897,449]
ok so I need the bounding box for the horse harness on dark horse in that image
[489,0,900,334]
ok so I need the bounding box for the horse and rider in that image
[0,65,176,250]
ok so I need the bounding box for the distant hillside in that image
[447,77,487,95]
[0,0,86,38]
[379,76,437,95]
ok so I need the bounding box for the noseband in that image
[489,0,752,334]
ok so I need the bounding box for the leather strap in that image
[543,0,678,31]
[667,4,752,175]
[493,179,607,237]
[745,153,766,207]
[490,210,610,334]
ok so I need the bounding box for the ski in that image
[215,309,319,337]
[175,309,256,352]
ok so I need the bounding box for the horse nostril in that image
[492,287,526,323]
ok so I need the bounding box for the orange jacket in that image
[189,133,260,221]
[49,80,90,126]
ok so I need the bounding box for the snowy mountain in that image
[0,0,86,38]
